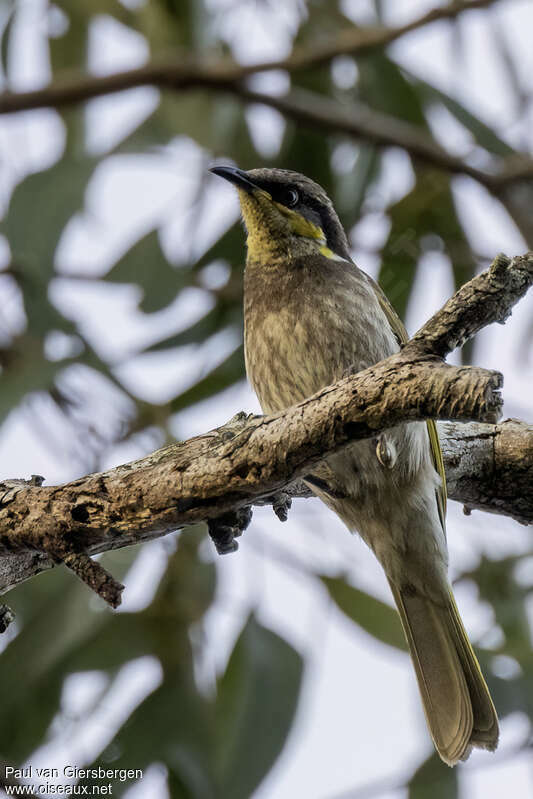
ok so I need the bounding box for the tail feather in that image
[446,591,499,750]
[389,582,499,766]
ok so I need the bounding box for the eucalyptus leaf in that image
[214,614,303,799]
[408,752,458,799]
[117,93,258,165]
[321,575,408,652]
[0,342,62,426]
[1,156,96,281]
[143,306,241,353]
[0,0,15,79]
[105,229,184,314]
[410,73,515,157]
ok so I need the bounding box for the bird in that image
[210,164,499,766]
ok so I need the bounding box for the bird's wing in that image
[365,273,447,530]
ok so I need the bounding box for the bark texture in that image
[0,251,532,610]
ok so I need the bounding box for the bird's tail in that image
[388,581,499,765]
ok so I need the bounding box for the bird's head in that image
[210,166,351,263]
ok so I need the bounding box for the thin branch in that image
[239,87,505,189]
[408,252,533,356]
[0,0,497,115]
[2,1,531,191]
[2,73,530,193]
[0,251,531,607]
[62,553,124,608]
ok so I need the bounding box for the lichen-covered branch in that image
[409,252,533,357]
[0,251,532,610]
[440,419,533,525]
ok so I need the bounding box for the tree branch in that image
[239,87,506,189]
[0,0,497,114]
[440,419,533,525]
[2,0,531,192]
[0,251,531,609]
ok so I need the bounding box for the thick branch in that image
[0,357,503,559]
[440,419,533,525]
[0,250,531,603]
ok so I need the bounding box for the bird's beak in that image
[209,165,259,194]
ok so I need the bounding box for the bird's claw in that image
[207,506,253,554]
[272,492,292,522]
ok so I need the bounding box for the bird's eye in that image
[285,189,299,207]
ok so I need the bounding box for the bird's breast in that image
[243,258,399,415]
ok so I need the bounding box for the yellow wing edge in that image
[368,272,448,531]
[427,418,447,531]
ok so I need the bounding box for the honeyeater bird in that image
[210,164,499,765]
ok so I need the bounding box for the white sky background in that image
[1,0,533,797]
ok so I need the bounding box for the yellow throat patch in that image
[238,187,342,261]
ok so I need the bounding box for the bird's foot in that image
[254,491,292,522]
[207,506,253,554]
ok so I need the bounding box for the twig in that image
[239,87,506,189]
[408,252,533,356]
[62,552,124,608]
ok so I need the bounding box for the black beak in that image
[209,165,258,193]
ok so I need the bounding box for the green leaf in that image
[1,156,96,282]
[408,752,458,799]
[117,93,258,165]
[321,575,408,652]
[0,0,16,79]
[0,572,114,759]
[0,340,61,425]
[378,170,477,334]
[279,119,333,196]
[377,181,424,321]
[82,675,216,799]
[463,555,530,658]
[411,74,515,157]
[195,222,246,272]
[105,229,183,313]
[77,528,218,798]
[214,615,303,799]
[0,546,141,760]
[358,54,427,127]
[335,144,381,229]
[132,0,211,52]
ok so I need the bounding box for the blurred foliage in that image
[1,0,532,797]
